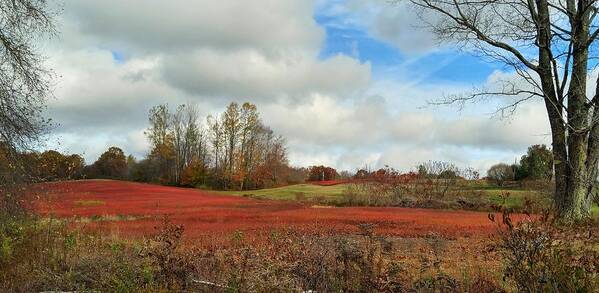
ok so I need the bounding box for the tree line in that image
[0,102,297,190]
[0,144,85,183]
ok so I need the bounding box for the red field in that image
[33,180,509,240]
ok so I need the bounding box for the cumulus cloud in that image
[63,0,324,54]
[47,50,169,132]
[262,94,388,147]
[161,50,370,101]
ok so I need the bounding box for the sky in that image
[42,0,552,173]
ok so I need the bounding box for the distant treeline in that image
[0,145,85,183]
[0,134,560,193]
[0,102,328,190]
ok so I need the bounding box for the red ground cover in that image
[32,180,517,240]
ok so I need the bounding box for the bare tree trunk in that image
[535,0,572,217]
[587,80,599,204]
[559,0,593,219]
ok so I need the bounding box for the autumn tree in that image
[308,166,337,181]
[354,169,370,180]
[146,105,175,183]
[256,128,289,187]
[20,150,84,182]
[203,102,289,190]
[91,147,128,179]
[410,0,599,219]
[238,102,260,190]
[0,2,55,154]
[142,102,288,190]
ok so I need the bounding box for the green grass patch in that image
[217,184,347,202]
[479,189,549,209]
[215,183,562,212]
[74,200,105,207]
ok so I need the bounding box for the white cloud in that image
[161,49,371,101]
[63,0,324,54]
[47,49,173,132]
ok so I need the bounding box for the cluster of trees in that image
[487,145,554,186]
[307,165,338,181]
[416,161,463,180]
[0,145,85,183]
[84,147,129,179]
[33,101,306,191]
[127,102,292,190]
[354,166,417,182]
[0,145,134,183]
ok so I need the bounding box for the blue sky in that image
[314,3,502,85]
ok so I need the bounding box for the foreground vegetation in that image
[2,210,598,292]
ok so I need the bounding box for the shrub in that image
[487,163,514,186]
[141,218,195,290]
[415,161,461,200]
[492,212,599,292]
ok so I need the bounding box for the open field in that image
[16,180,598,291]
[31,180,522,240]
[219,181,551,210]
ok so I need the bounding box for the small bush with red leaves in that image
[491,212,599,292]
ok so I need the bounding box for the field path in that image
[33,180,511,239]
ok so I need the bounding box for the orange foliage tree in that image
[308,165,337,181]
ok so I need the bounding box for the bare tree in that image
[222,102,241,187]
[0,0,56,186]
[408,0,599,220]
[171,104,185,183]
[171,103,206,184]
[207,114,223,175]
[239,102,259,190]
